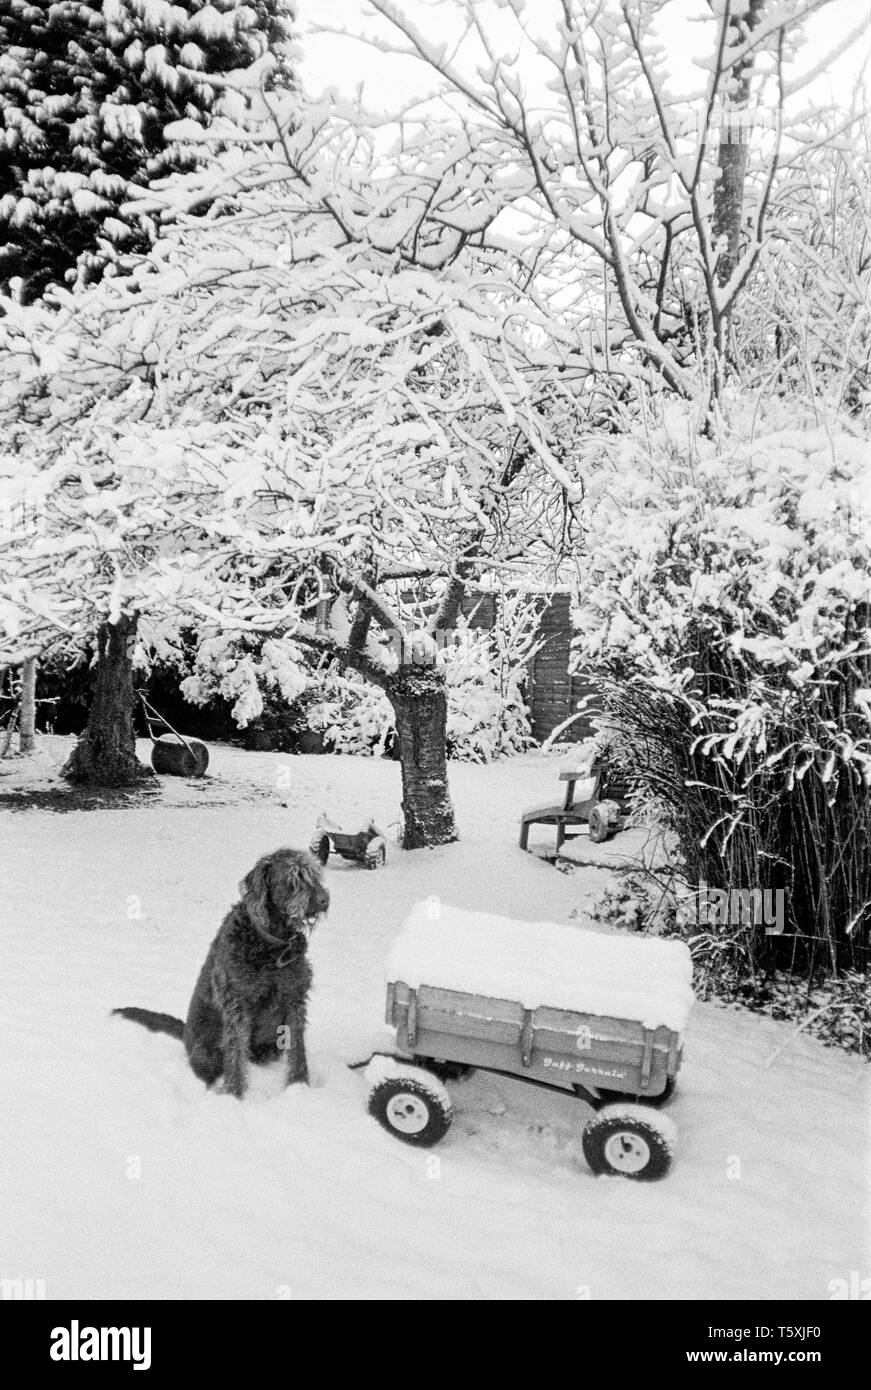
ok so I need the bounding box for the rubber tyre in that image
[366,845,387,870]
[314,836,330,867]
[368,1075,453,1148]
[582,1112,673,1180]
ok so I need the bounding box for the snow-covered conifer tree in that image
[0,0,295,300]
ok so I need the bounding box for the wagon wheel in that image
[582,1106,675,1181]
[368,1072,452,1148]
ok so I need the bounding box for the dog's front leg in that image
[283,1006,309,1086]
[211,966,251,1099]
[223,1021,252,1098]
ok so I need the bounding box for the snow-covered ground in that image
[2,740,868,1300]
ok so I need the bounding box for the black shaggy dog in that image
[114,849,329,1097]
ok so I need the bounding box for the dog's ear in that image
[239,857,272,935]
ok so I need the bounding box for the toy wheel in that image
[588,802,613,843]
[414,1055,474,1081]
[366,845,387,870]
[368,1073,452,1148]
[582,1105,675,1180]
[313,836,330,867]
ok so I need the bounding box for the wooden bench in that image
[519,766,602,852]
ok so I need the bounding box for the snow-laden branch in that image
[350,0,838,402]
[0,115,578,668]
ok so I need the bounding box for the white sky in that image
[295,0,871,114]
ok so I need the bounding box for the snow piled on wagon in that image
[386,901,695,1033]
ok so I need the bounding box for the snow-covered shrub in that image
[170,590,538,762]
[573,409,871,981]
[443,632,523,761]
[582,863,870,1057]
[588,876,648,934]
[180,635,309,729]
[318,674,394,755]
[687,941,870,1060]
[444,595,541,762]
[805,972,871,1058]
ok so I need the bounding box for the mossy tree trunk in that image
[387,665,457,849]
[62,614,149,787]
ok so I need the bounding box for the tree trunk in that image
[714,0,768,280]
[19,657,36,753]
[387,666,457,849]
[62,615,150,787]
[710,0,767,401]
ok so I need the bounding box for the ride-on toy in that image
[519,754,630,853]
[358,902,694,1180]
[311,815,388,869]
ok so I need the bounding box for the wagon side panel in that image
[389,983,528,1070]
[532,1008,681,1097]
[387,982,683,1097]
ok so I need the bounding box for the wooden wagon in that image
[360,903,693,1180]
[386,981,682,1104]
